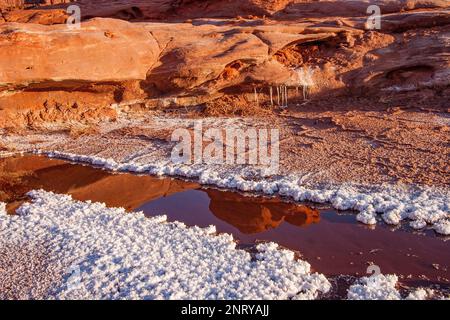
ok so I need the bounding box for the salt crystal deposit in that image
[38,150,450,235]
[0,190,331,300]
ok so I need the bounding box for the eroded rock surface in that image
[0,0,449,127]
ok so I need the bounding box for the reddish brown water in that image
[137,189,449,287]
[1,155,449,288]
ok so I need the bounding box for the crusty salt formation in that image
[347,274,445,300]
[347,274,401,300]
[40,150,450,235]
[0,190,330,300]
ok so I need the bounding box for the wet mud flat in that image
[0,155,448,291]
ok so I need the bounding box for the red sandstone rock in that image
[0,0,70,10]
[0,1,448,127]
[0,18,159,127]
[0,0,23,10]
[34,0,449,21]
[1,8,67,24]
[0,18,159,83]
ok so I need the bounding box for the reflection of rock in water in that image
[206,189,320,234]
[0,155,199,212]
[2,155,319,233]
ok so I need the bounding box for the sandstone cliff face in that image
[0,18,159,83]
[1,8,68,24]
[0,0,23,10]
[0,0,70,10]
[0,0,449,127]
[29,0,449,21]
[35,0,293,21]
[0,18,162,127]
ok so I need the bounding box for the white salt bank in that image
[0,190,331,300]
[39,150,450,235]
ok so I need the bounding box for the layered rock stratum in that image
[0,0,449,127]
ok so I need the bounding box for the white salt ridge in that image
[433,219,450,236]
[347,274,401,300]
[410,219,427,230]
[405,288,434,300]
[0,190,331,300]
[348,275,443,300]
[37,150,450,235]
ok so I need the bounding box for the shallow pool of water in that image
[1,155,449,288]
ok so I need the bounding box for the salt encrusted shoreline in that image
[347,274,446,300]
[36,150,450,235]
[1,192,445,300]
[0,190,331,300]
[347,275,402,300]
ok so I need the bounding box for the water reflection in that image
[206,189,320,233]
[0,155,320,233]
[1,155,449,285]
[0,154,199,212]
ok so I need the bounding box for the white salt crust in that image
[1,192,442,300]
[37,150,450,235]
[347,275,444,300]
[347,275,401,300]
[405,288,434,300]
[0,190,331,300]
[432,219,450,236]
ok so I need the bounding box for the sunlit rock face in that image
[0,0,70,10]
[1,1,449,127]
[0,0,23,10]
[0,18,160,127]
